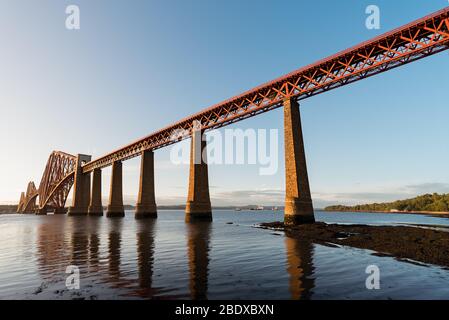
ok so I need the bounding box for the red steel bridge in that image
[18,7,449,224]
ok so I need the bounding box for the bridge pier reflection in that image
[70,217,89,266]
[185,128,212,222]
[283,98,315,225]
[187,221,211,300]
[136,219,156,295]
[285,234,315,300]
[106,161,125,217]
[87,217,101,271]
[135,150,157,219]
[36,216,68,279]
[108,218,123,281]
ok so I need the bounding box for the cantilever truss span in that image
[81,7,449,173]
[17,182,38,213]
[38,151,76,211]
[17,151,76,213]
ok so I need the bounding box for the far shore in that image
[323,209,449,217]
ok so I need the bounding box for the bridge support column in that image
[135,150,157,219]
[185,129,212,222]
[68,154,92,216]
[283,98,315,225]
[107,161,125,218]
[88,168,103,216]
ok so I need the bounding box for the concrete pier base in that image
[88,209,103,216]
[283,98,315,225]
[36,208,47,215]
[54,207,67,214]
[88,168,103,216]
[135,205,157,219]
[185,128,212,222]
[135,150,157,219]
[88,209,104,216]
[68,154,92,216]
[106,161,125,218]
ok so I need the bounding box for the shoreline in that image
[259,221,449,268]
[323,209,449,218]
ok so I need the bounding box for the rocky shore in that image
[259,222,449,268]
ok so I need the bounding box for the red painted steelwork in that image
[18,151,77,213]
[38,151,77,211]
[81,7,449,173]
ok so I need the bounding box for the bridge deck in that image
[82,7,449,173]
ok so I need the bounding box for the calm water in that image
[1,210,449,300]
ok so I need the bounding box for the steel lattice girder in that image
[17,192,25,212]
[37,151,77,210]
[78,7,449,172]
[20,182,38,213]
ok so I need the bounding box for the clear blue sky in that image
[1,0,448,207]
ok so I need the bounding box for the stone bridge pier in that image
[61,100,315,225]
[88,168,103,216]
[107,161,125,217]
[68,154,92,216]
[185,128,212,222]
[135,150,157,219]
[283,98,315,225]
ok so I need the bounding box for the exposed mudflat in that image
[259,222,449,268]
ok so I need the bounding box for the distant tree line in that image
[325,193,449,213]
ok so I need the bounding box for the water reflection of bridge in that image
[36,217,316,299]
[285,235,315,300]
